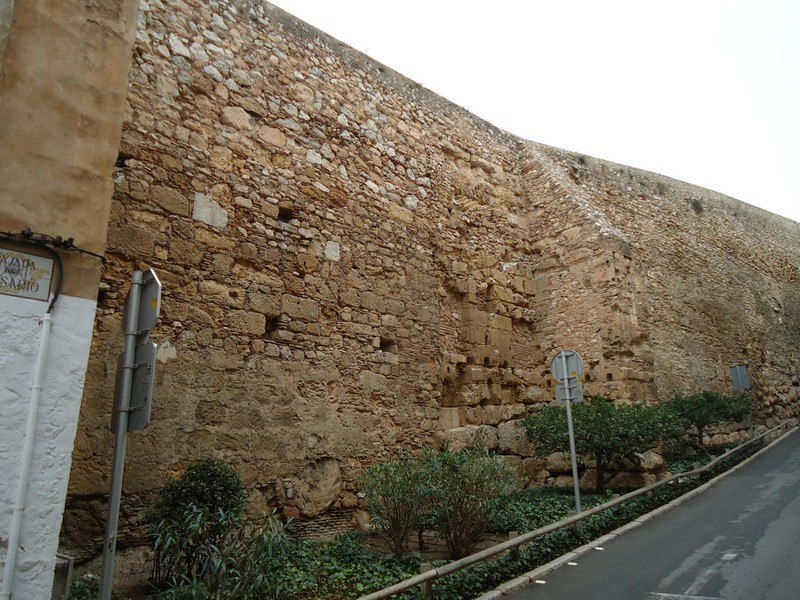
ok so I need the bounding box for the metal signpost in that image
[551,350,584,519]
[100,269,161,600]
[730,363,754,439]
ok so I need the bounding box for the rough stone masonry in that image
[62,0,800,563]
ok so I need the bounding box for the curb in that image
[474,427,797,600]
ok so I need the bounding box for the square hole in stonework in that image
[380,338,398,353]
[265,316,281,339]
[277,206,295,223]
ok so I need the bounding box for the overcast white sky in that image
[271,1,800,223]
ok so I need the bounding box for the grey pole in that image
[99,271,142,600]
[561,352,583,516]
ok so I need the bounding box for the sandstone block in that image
[210,145,233,171]
[461,307,489,326]
[229,310,266,335]
[485,328,512,349]
[439,408,460,429]
[545,451,577,475]
[169,238,203,265]
[248,292,281,317]
[257,125,287,147]
[497,419,536,456]
[635,450,665,473]
[151,185,190,216]
[221,106,251,129]
[206,349,244,371]
[386,202,412,223]
[107,222,155,256]
[462,324,486,345]
[282,295,320,320]
[295,459,343,518]
[359,370,387,391]
[488,313,512,331]
[198,280,245,308]
[195,227,236,250]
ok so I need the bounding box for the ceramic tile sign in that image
[0,247,55,301]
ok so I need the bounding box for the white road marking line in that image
[645,593,719,599]
[567,561,578,566]
[721,553,737,561]
[534,580,546,584]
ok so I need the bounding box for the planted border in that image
[358,421,792,600]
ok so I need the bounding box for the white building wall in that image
[0,293,96,599]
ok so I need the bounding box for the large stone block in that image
[545,451,577,475]
[294,459,343,518]
[497,419,536,456]
[221,106,251,129]
[229,310,266,335]
[170,238,203,265]
[199,279,244,307]
[151,185,190,215]
[193,193,229,229]
[107,221,155,255]
[435,425,499,452]
[281,295,321,320]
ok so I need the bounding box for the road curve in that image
[503,429,800,600]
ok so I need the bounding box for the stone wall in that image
[530,145,800,423]
[63,0,800,563]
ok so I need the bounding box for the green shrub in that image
[147,507,291,600]
[521,396,681,493]
[666,391,752,451]
[423,446,519,558]
[361,451,431,555]
[69,576,98,600]
[146,458,246,525]
[144,458,246,588]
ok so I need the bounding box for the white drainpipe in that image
[1,311,52,600]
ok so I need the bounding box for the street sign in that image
[556,381,584,403]
[551,350,584,381]
[121,268,161,340]
[550,348,584,522]
[111,341,156,433]
[102,269,163,600]
[729,364,751,390]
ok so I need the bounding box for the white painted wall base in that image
[0,294,96,599]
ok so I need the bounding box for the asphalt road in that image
[504,430,800,600]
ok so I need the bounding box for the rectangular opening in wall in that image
[277,206,295,223]
[379,338,398,353]
[265,316,281,339]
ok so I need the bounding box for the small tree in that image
[521,395,679,493]
[361,451,431,555]
[424,446,519,558]
[666,390,752,451]
[144,458,246,587]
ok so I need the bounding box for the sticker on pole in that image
[551,350,584,382]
